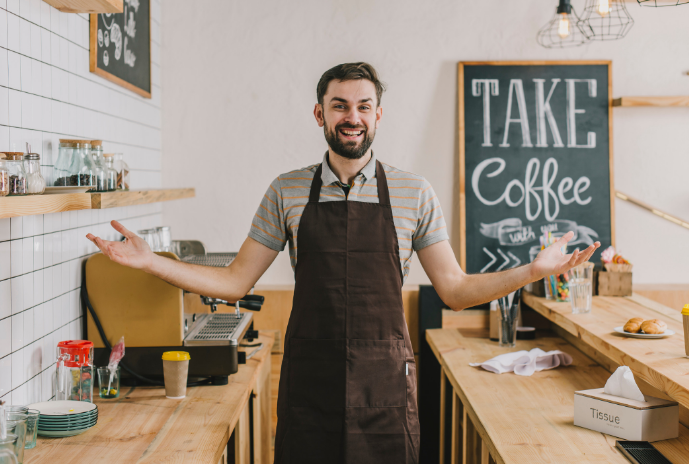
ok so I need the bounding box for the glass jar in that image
[0,155,9,197]
[90,140,107,192]
[156,226,172,252]
[5,153,27,196]
[111,153,130,190]
[103,154,118,191]
[23,150,45,195]
[53,140,95,187]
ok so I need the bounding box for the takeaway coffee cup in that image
[162,351,190,399]
[682,305,689,357]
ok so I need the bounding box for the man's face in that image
[315,79,382,160]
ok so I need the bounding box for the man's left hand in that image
[531,231,600,280]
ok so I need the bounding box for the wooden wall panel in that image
[634,285,689,312]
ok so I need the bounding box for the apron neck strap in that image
[309,164,324,203]
[308,159,390,205]
[375,160,390,205]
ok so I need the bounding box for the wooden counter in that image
[428,328,689,464]
[523,292,689,420]
[25,332,274,464]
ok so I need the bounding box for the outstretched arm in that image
[86,220,279,302]
[417,231,600,311]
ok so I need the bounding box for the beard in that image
[323,119,376,160]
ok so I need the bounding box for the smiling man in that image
[86,62,599,464]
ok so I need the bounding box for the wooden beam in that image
[615,190,689,230]
[42,0,122,13]
[91,188,196,209]
[613,96,689,107]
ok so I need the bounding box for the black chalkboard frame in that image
[458,61,615,271]
[89,9,152,99]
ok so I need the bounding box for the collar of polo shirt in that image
[322,151,377,186]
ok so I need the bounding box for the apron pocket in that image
[347,339,406,408]
[289,338,346,411]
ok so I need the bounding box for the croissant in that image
[623,317,644,333]
[641,319,667,335]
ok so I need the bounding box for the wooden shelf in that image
[613,96,689,107]
[0,188,194,219]
[42,0,122,14]
[91,188,196,209]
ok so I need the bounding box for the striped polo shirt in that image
[248,152,449,282]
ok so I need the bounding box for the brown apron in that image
[274,160,420,464]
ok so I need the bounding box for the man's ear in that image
[375,105,382,129]
[314,103,325,127]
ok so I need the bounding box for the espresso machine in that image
[84,242,264,386]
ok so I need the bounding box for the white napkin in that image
[603,366,645,402]
[469,347,573,376]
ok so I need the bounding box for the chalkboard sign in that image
[459,61,614,274]
[89,0,151,98]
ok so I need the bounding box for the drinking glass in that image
[98,366,121,399]
[569,262,594,314]
[0,436,19,464]
[22,411,39,450]
[498,299,519,348]
[5,419,25,464]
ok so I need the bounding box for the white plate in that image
[44,186,93,194]
[28,400,97,416]
[614,326,675,339]
[37,425,94,437]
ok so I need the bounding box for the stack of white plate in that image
[28,401,98,437]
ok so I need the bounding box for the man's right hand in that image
[86,220,155,271]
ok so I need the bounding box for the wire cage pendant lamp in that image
[537,0,588,48]
[637,0,689,6]
[579,0,634,41]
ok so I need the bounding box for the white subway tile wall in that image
[0,0,163,405]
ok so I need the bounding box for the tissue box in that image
[574,388,678,441]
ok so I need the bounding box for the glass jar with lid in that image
[5,152,27,195]
[24,144,46,195]
[102,154,118,191]
[53,140,95,187]
[0,154,9,196]
[110,154,130,190]
[90,140,107,192]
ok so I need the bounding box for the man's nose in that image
[343,107,362,125]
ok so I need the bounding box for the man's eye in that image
[360,106,370,111]
[334,105,345,109]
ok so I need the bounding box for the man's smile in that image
[338,128,365,141]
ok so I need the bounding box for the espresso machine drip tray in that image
[181,253,237,267]
[184,312,253,347]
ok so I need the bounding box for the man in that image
[87,62,599,464]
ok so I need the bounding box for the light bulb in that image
[597,0,610,16]
[557,13,570,38]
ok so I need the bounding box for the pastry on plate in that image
[623,317,644,333]
[640,319,667,335]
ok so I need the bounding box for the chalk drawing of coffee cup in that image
[104,31,109,48]
[111,23,122,61]
[98,29,103,47]
[103,50,109,66]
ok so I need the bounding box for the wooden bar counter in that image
[523,292,689,422]
[25,332,274,464]
[428,328,689,464]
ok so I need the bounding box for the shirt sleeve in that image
[248,177,287,252]
[412,180,449,251]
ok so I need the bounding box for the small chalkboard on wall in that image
[90,0,151,98]
[459,61,614,274]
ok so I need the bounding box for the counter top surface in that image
[523,292,689,411]
[24,332,274,464]
[427,328,689,464]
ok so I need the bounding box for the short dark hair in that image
[317,62,386,107]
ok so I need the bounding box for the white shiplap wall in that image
[0,0,163,406]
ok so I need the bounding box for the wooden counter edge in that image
[426,329,506,464]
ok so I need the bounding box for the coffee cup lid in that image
[162,351,190,361]
[682,304,689,316]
